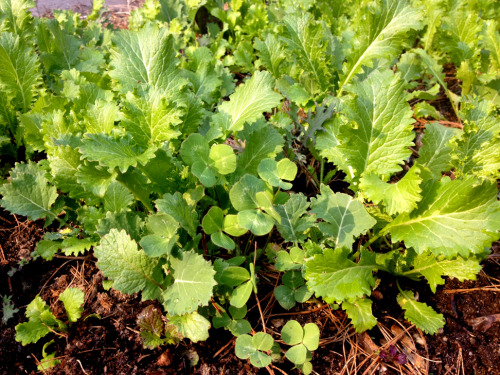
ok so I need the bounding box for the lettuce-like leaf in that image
[319,70,415,187]
[385,177,500,257]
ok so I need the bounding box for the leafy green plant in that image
[15,288,85,371]
[0,0,499,372]
[281,320,320,374]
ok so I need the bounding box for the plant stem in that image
[244,234,255,255]
[320,159,325,184]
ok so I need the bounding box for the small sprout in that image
[379,345,407,365]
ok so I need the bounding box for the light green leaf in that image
[418,122,459,178]
[211,232,235,251]
[237,126,284,175]
[156,192,198,238]
[202,206,224,235]
[220,266,250,287]
[280,13,332,98]
[360,165,423,216]
[94,229,161,299]
[338,0,422,95]
[275,193,315,243]
[397,289,444,334]
[253,332,274,351]
[305,248,376,302]
[0,32,41,111]
[59,288,84,323]
[302,323,319,351]
[140,213,179,258]
[48,146,89,200]
[163,251,216,315]
[0,0,35,36]
[237,209,274,236]
[104,181,134,213]
[169,311,210,343]
[0,162,58,221]
[15,295,60,345]
[230,280,253,308]
[406,252,482,293]
[109,24,184,93]
[180,133,209,165]
[384,177,500,257]
[275,285,295,310]
[255,34,286,78]
[322,70,415,186]
[281,320,303,345]
[15,320,51,345]
[61,237,94,256]
[122,90,183,146]
[310,185,376,249]
[229,174,267,211]
[450,98,500,181]
[209,144,236,175]
[285,344,308,365]
[342,298,377,333]
[215,71,282,133]
[80,134,156,173]
[223,214,248,237]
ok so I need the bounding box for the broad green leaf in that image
[405,253,482,293]
[94,229,161,300]
[156,192,198,238]
[0,162,58,221]
[302,323,319,351]
[280,13,332,98]
[15,296,60,345]
[223,214,248,237]
[255,34,287,78]
[211,232,235,250]
[180,133,209,165]
[281,320,303,345]
[275,285,296,310]
[322,71,415,187]
[169,311,210,343]
[230,280,253,308]
[310,185,376,249]
[0,0,35,36]
[83,100,119,135]
[0,32,41,111]
[418,122,459,178]
[80,134,156,173]
[237,209,274,236]
[360,165,423,216]
[285,344,308,365]
[60,237,94,256]
[384,177,500,257]
[48,146,89,199]
[162,251,216,315]
[282,270,305,290]
[258,158,296,190]
[397,289,444,334]
[122,90,183,146]
[15,320,51,345]
[338,0,422,95]
[59,288,84,323]
[76,161,116,197]
[202,206,224,235]
[209,144,236,175]
[140,213,179,258]
[450,98,500,181]
[253,332,274,351]
[215,71,282,133]
[275,193,315,243]
[109,24,184,93]
[35,240,60,261]
[229,174,267,211]
[237,126,284,175]
[305,248,377,302]
[220,266,250,287]
[235,334,272,368]
[342,298,377,333]
[275,247,305,272]
[96,211,144,243]
[103,181,134,213]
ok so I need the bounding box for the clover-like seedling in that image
[235,332,276,367]
[212,304,252,337]
[275,270,313,310]
[281,320,320,374]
